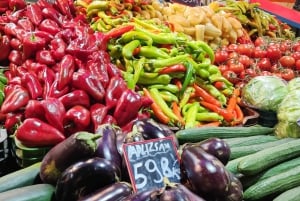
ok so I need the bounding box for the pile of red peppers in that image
[0,0,152,147]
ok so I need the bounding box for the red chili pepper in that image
[90,103,108,133]
[0,35,11,61]
[34,30,54,44]
[200,101,234,123]
[158,64,186,74]
[10,38,22,51]
[41,6,64,26]
[24,100,45,120]
[8,76,21,85]
[101,25,134,49]
[194,84,222,107]
[8,0,26,10]
[58,90,90,109]
[49,37,66,61]
[8,50,22,65]
[4,112,23,134]
[38,18,61,35]
[36,50,56,66]
[17,18,34,31]
[26,3,43,26]
[113,89,143,127]
[41,98,66,132]
[46,79,69,99]
[106,63,122,78]
[21,72,43,100]
[36,0,54,9]
[22,33,46,59]
[105,76,128,110]
[63,105,91,135]
[54,0,73,19]
[55,28,75,43]
[57,54,75,90]
[0,0,8,9]
[72,69,105,101]
[15,118,66,147]
[1,85,30,114]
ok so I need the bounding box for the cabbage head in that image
[287,77,300,91]
[242,76,288,112]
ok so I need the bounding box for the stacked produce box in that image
[0,0,300,200]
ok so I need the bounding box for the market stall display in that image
[1,0,300,200]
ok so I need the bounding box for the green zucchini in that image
[225,155,249,174]
[238,138,300,176]
[0,184,54,201]
[243,165,300,201]
[230,138,294,160]
[224,135,278,148]
[12,137,51,158]
[175,126,275,143]
[273,186,300,201]
[241,156,300,189]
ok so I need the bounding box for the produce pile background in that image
[0,0,300,200]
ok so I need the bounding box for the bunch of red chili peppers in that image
[0,0,151,147]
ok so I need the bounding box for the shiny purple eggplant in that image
[123,187,161,201]
[160,183,206,201]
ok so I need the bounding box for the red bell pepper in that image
[57,54,75,90]
[15,118,65,147]
[41,98,66,132]
[63,105,91,135]
[0,35,11,61]
[41,7,64,26]
[36,50,56,66]
[58,90,90,109]
[17,18,34,31]
[49,37,66,61]
[46,79,69,99]
[4,112,23,134]
[6,9,25,23]
[105,76,127,110]
[113,89,143,127]
[22,33,46,59]
[36,0,54,9]
[24,100,45,120]
[54,0,73,19]
[8,0,26,10]
[0,0,8,9]
[102,115,117,125]
[1,85,29,114]
[34,30,54,44]
[26,3,43,26]
[10,38,22,51]
[106,63,122,78]
[38,19,62,36]
[21,72,43,100]
[8,50,22,65]
[72,69,105,101]
[90,103,108,133]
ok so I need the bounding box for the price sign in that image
[170,0,202,7]
[123,137,181,192]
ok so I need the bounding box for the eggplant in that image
[180,146,230,197]
[123,187,161,201]
[223,172,243,201]
[133,118,178,147]
[55,157,121,201]
[40,131,101,185]
[196,138,231,165]
[159,183,206,201]
[96,124,122,169]
[79,182,133,201]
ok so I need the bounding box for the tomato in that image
[253,46,267,58]
[228,61,245,74]
[295,60,300,71]
[214,50,229,64]
[238,55,253,68]
[266,46,282,61]
[257,58,272,71]
[279,56,295,69]
[218,64,229,73]
[279,40,292,52]
[237,44,254,57]
[227,44,238,52]
[292,41,300,52]
[270,64,280,73]
[260,71,273,76]
[245,68,257,78]
[223,70,239,84]
[280,69,295,81]
[292,52,300,61]
[254,37,266,47]
[228,52,239,59]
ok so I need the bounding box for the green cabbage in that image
[241,76,288,112]
[287,77,300,91]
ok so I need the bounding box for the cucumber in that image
[230,138,294,160]
[273,186,300,201]
[0,162,41,193]
[238,138,300,176]
[225,155,249,174]
[175,126,275,143]
[241,156,300,189]
[0,184,55,201]
[224,135,278,148]
[12,137,51,158]
[243,165,300,201]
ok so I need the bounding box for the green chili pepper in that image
[133,18,162,32]
[140,72,159,79]
[87,1,109,12]
[132,57,145,89]
[184,102,199,129]
[182,103,206,117]
[138,74,171,85]
[122,40,140,59]
[169,48,179,57]
[108,44,123,58]
[196,112,223,122]
[96,19,111,32]
[187,41,215,63]
[159,90,179,103]
[198,58,211,68]
[179,87,194,109]
[138,46,170,59]
[123,72,134,89]
[181,61,195,94]
[207,64,221,75]
[149,84,179,94]
[149,88,179,122]
[197,68,210,79]
[222,87,235,96]
[119,30,153,46]
[149,54,189,69]
[124,58,134,73]
[98,11,123,26]
[208,74,233,87]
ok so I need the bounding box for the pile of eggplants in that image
[50,118,243,201]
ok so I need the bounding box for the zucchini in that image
[12,137,51,158]
[0,184,54,201]
[0,162,41,193]
[230,138,294,160]
[224,135,278,148]
[243,165,300,201]
[273,186,300,201]
[175,126,275,143]
[238,138,300,176]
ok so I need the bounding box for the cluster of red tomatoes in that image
[214,37,300,87]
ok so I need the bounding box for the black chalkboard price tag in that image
[123,136,181,192]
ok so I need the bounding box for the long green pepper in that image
[122,40,140,59]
